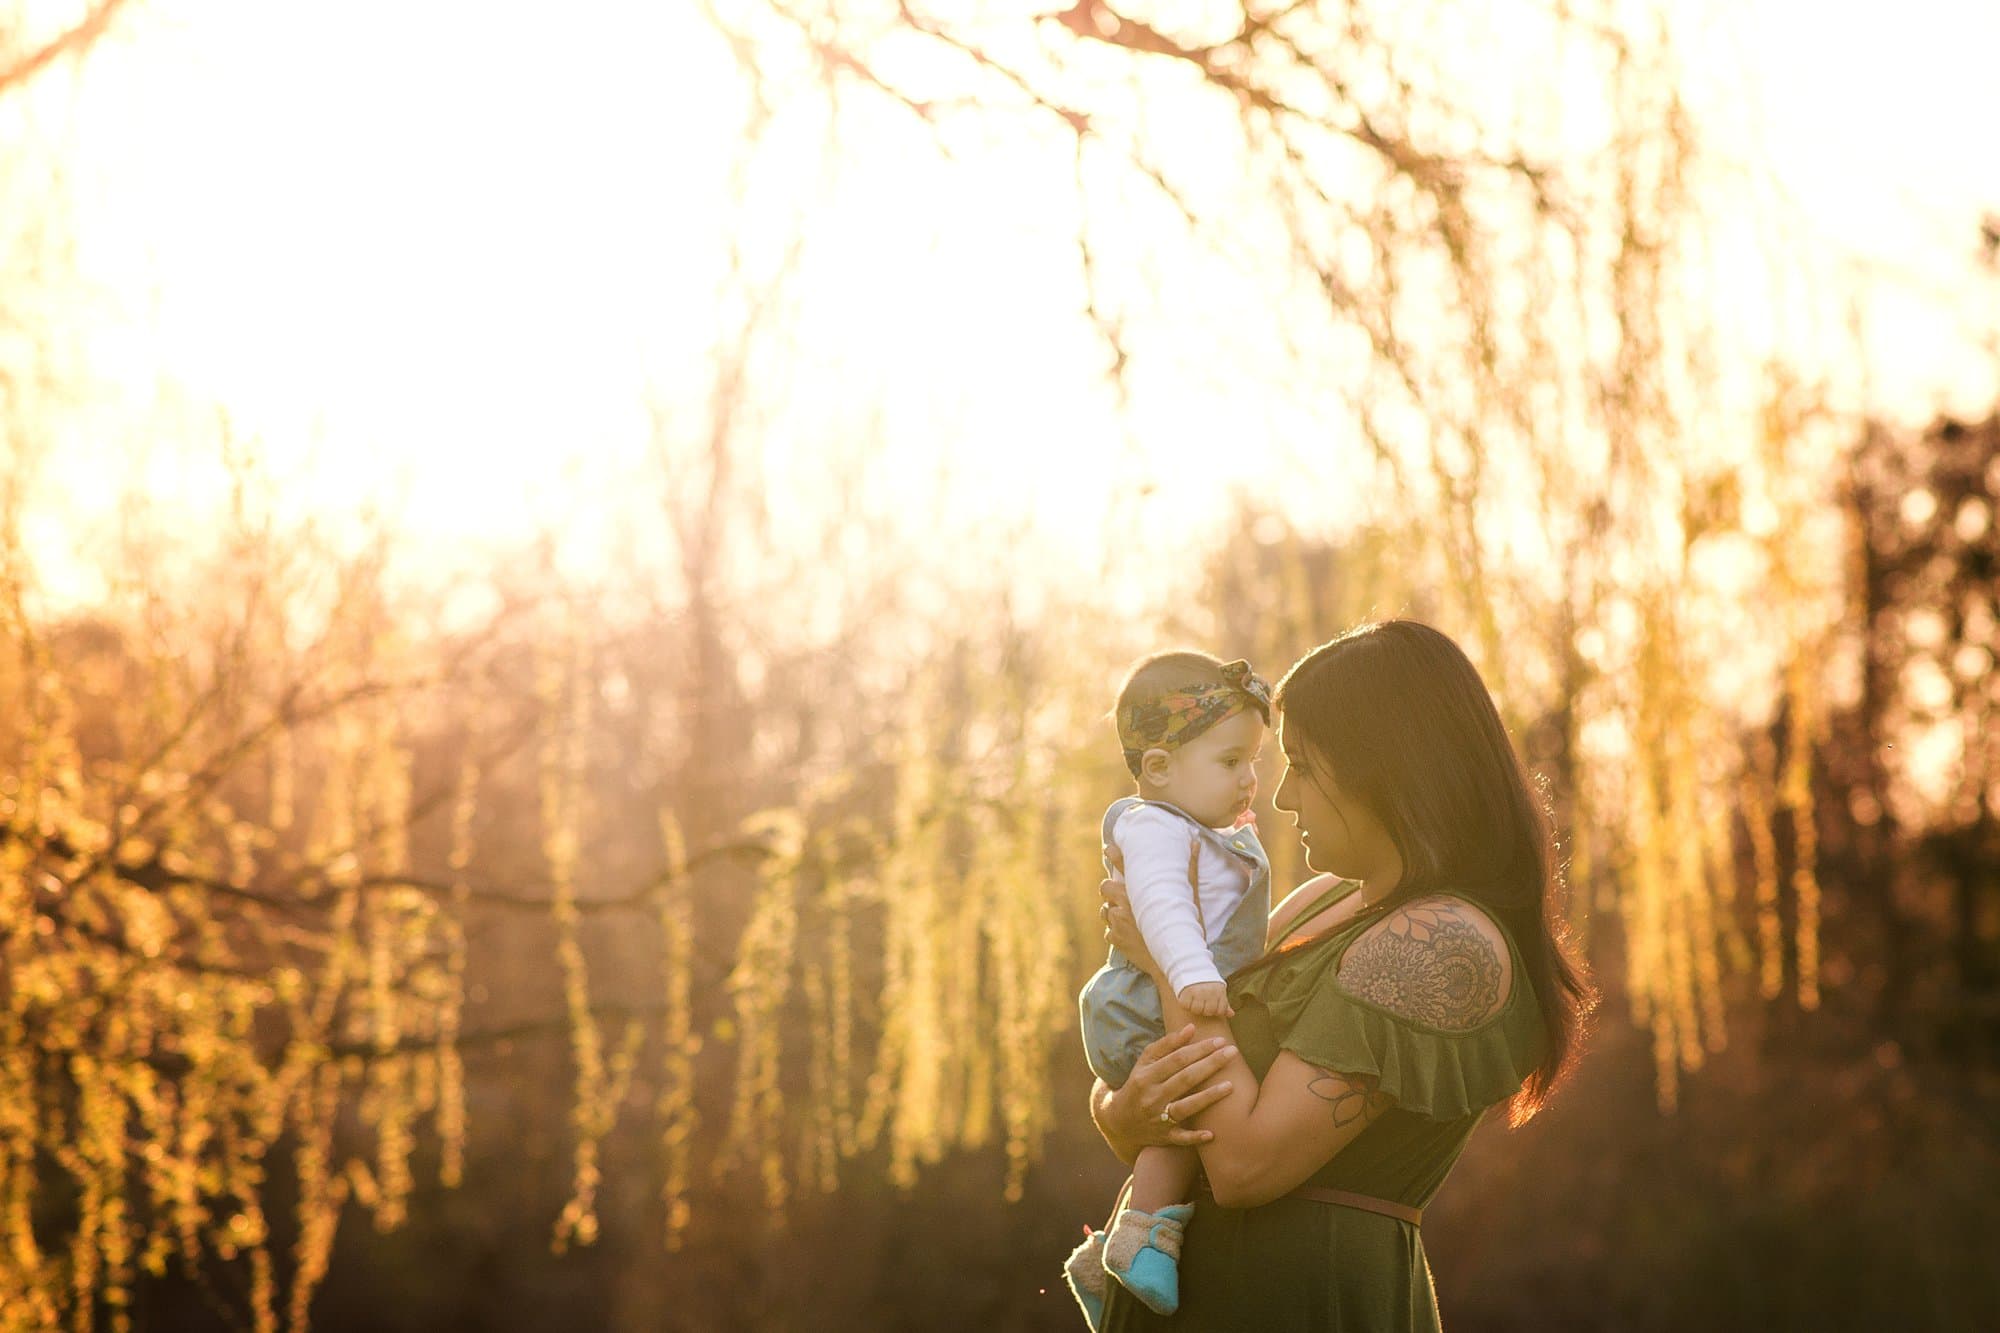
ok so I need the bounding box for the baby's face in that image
[1152,709,1265,828]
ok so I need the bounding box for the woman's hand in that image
[1100,838,1200,982]
[1090,1024,1239,1163]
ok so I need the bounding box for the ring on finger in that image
[1159,1102,1176,1125]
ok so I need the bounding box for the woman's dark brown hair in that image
[1274,619,1595,1125]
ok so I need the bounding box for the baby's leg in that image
[1103,1145,1200,1315]
[1127,1142,1200,1213]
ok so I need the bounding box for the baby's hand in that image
[1179,981,1234,1018]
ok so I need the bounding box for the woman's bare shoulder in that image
[1265,876,1356,949]
[1334,894,1514,1030]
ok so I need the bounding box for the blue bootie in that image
[1061,1226,1108,1330]
[1103,1202,1194,1316]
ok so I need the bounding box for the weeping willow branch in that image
[0,0,134,97]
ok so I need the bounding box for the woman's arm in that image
[1098,843,1387,1198]
[1112,868,1392,1208]
[1086,1026,1235,1164]
[1154,985,1391,1208]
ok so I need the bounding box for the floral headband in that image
[1118,659,1274,778]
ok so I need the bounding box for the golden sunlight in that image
[4,2,2000,1331]
[12,0,1995,599]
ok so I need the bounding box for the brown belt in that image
[1285,1185,1423,1227]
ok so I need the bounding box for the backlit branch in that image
[0,0,134,96]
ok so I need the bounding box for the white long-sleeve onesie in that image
[1112,803,1255,998]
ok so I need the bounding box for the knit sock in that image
[1060,1225,1108,1331]
[1102,1201,1194,1316]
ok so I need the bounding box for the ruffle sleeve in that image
[1230,928,1546,1122]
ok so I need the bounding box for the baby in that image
[1063,651,1273,1325]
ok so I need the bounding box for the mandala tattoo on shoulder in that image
[1337,898,1506,1030]
[1304,1069,1392,1128]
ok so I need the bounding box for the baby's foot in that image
[1102,1202,1194,1316]
[1060,1226,1108,1330]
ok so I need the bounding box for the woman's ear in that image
[1139,748,1174,789]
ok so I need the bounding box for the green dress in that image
[1098,881,1546,1332]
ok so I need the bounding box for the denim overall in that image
[1079,796,1272,1088]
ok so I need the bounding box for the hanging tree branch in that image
[0,0,134,97]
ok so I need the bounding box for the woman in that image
[1089,620,1593,1331]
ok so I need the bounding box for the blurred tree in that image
[1836,413,2000,1049]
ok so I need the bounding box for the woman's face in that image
[1272,715,1401,886]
